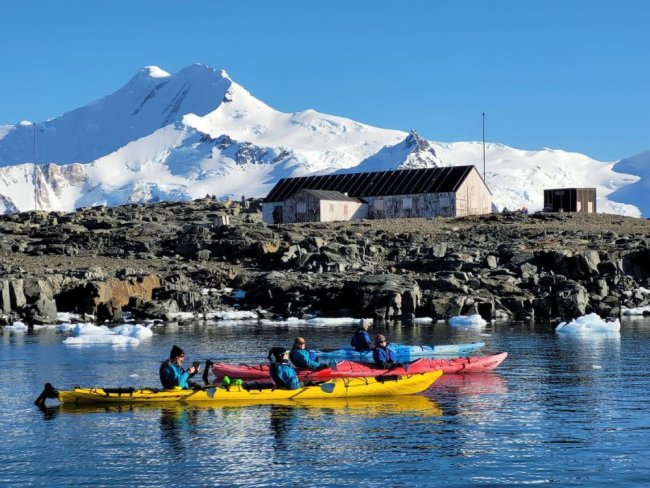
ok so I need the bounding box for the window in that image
[374,199,384,210]
[403,197,412,210]
[297,202,306,213]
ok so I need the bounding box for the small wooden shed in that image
[280,189,367,224]
[543,188,597,213]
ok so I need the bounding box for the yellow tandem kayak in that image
[42,371,442,406]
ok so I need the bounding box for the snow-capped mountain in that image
[0,64,645,217]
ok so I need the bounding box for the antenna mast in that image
[482,112,486,181]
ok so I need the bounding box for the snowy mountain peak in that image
[141,66,170,78]
[0,63,646,217]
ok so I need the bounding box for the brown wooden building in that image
[543,188,597,213]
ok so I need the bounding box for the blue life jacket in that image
[159,360,191,389]
[350,329,372,351]
[269,362,301,390]
[372,346,397,369]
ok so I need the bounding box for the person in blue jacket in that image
[350,321,372,351]
[372,334,400,369]
[268,347,301,390]
[289,337,328,370]
[159,345,200,389]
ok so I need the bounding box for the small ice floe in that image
[56,312,84,323]
[55,323,77,333]
[306,317,369,326]
[593,365,603,369]
[413,317,434,324]
[62,322,153,346]
[206,310,258,320]
[555,313,621,335]
[112,323,154,339]
[622,306,650,316]
[449,314,488,327]
[4,321,28,332]
[259,317,370,327]
[166,312,197,321]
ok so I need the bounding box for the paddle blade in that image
[320,382,336,394]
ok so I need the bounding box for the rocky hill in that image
[1,198,649,326]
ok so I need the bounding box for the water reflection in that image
[270,404,298,451]
[433,373,508,395]
[160,407,200,453]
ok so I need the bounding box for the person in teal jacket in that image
[289,337,328,370]
[268,347,301,390]
[159,345,200,389]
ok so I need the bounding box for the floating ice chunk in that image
[112,323,154,339]
[209,310,258,320]
[64,335,140,346]
[622,306,650,316]
[305,317,367,326]
[5,321,28,332]
[555,313,621,334]
[260,317,370,327]
[56,312,83,323]
[413,317,434,324]
[166,312,196,321]
[56,323,77,333]
[449,314,487,327]
[72,323,113,336]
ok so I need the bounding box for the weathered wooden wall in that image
[318,200,367,222]
[455,168,492,216]
[263,194,367,223]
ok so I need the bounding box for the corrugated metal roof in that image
[265,166,476,202]
[299,189,362,202]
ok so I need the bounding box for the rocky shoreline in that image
[1,197,649,326]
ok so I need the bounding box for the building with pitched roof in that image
[263,165,491,224]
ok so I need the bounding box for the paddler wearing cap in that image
[159,345,200,390]
[289,337,328,371]
[372,334,402,370]
[267,346,301,390]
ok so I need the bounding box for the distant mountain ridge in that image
[0,64,644,216]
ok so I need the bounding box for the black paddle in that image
[34,383,59,407]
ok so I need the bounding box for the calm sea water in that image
[2,317,650,487]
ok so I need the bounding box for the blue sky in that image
[1,0,648,161]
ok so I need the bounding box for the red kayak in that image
[211,352,507,382]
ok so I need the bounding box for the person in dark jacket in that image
[159,345,200,389]
[289,337,328,370]
[372,335,400,369]
[350,321,372,351]
[268,347,301,390]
